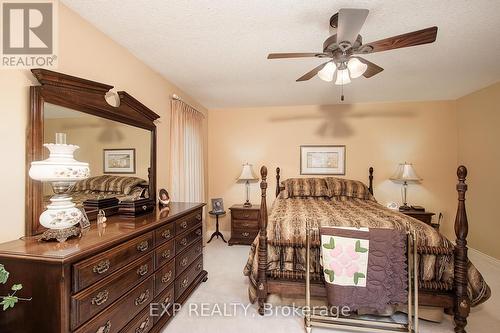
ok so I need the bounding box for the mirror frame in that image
[26,69,160,236]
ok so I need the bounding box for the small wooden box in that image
[118,198,155,217]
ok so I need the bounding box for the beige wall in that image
[457,82,500,259]
[208,101,460,240]
[0,3,207,243]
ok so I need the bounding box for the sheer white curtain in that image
[169,99,205,202]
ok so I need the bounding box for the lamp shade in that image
[347,57,368,78]
[317,62,336,82]
[238,163,257,181]
[390,163,422,183]
[335,68,351,85]
[29,132,89,183]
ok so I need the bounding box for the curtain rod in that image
[171,94,204,116]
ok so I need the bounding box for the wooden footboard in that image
[256,165,471,332]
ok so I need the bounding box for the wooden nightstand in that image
[401,209,438,229]
[228,204,260,245]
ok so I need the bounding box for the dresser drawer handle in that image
[134,289,150,306]
[181,278,189,289]
[195,246,202,254]
[96,320,111,333]
[162,249,171,259]
[161,229,171,239]
[162,295,171,306]
[135,317,150,333]
[195,229,202,236]
[180,257,188,267]
[242,232,250,237]
[92,259,110,275]
[142,205,148,211]
[161,271,173,283]
[196,214,202,221]
[91,290,109,306]
[136,240,149,252]
[136,264,148,277]
[242,223,250,227]
[180,238,187,246]
[244,214,250,218]
[180,221,188,229]
[196,263,202,271]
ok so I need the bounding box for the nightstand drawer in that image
[232,219,259,229]
[232,228,258,241]
[231,209,259,220]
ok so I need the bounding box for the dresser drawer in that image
[175,225,202,254]
[154,259,175,297]
[155,240,175,269]
[232,227,258,240]
[232,219,259,229]
[176,210,203,235]
[154,222,175,246]
[153,283,175,325]
[120,307,153,333]
[71,252,154,330]
[73,232,154,292]
[74,276,154,333]
[175,256,204,300]
[176,239,202,277]
[231,209,259,220]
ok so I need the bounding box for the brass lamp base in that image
[39,226,81,243]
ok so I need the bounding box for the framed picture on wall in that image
[103,148,136,174]
[300,145,346,175]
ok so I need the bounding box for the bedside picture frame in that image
[103,148,136,174]
[211,198,224,213]
[300,145,346,175]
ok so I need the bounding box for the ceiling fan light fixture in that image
[347,57,368,78]
[317,62,336,82]
[335,68,351,85]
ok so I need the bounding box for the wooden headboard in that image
[275,167,374,197]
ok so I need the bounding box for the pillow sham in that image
[282,178,330,198]
[324,177,375,201]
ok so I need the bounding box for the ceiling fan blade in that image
[359,26,438,53]
[337,8,369,45]
[296,62,330,81]
[267,53,327,59]
[356,57,384,78]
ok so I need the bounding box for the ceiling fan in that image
[268,8,438,99]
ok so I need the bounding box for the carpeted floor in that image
[164,234,499,333]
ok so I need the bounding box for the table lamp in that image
[29,133,90,241]
[237,163,257,207]
[390,162,422,211]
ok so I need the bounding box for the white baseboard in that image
[468,247,500,267]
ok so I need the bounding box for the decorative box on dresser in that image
[0,203,207,333]
[228,204,260,246]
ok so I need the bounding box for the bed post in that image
[368,167,374,195]
[454,166,470,333]
[257,166,269,315]
[275,167,281,198]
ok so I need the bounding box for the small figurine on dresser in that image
[158,188,171,207]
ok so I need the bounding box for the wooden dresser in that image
[228,204,260,245]
[0,202,207,333]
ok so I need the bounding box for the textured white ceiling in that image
[62,0,500,108]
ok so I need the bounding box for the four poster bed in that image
[244,166,490,333]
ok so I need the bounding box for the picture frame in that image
[300,145,346,175]
[103,148,136,174]
[158,188,170,207]
[211,198,224,213]
[78,208,91,229]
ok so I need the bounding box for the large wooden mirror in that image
[26,69,159,236]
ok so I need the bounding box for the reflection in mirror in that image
[43,102,151,208]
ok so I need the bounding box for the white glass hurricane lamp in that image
[29,133,90,232]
